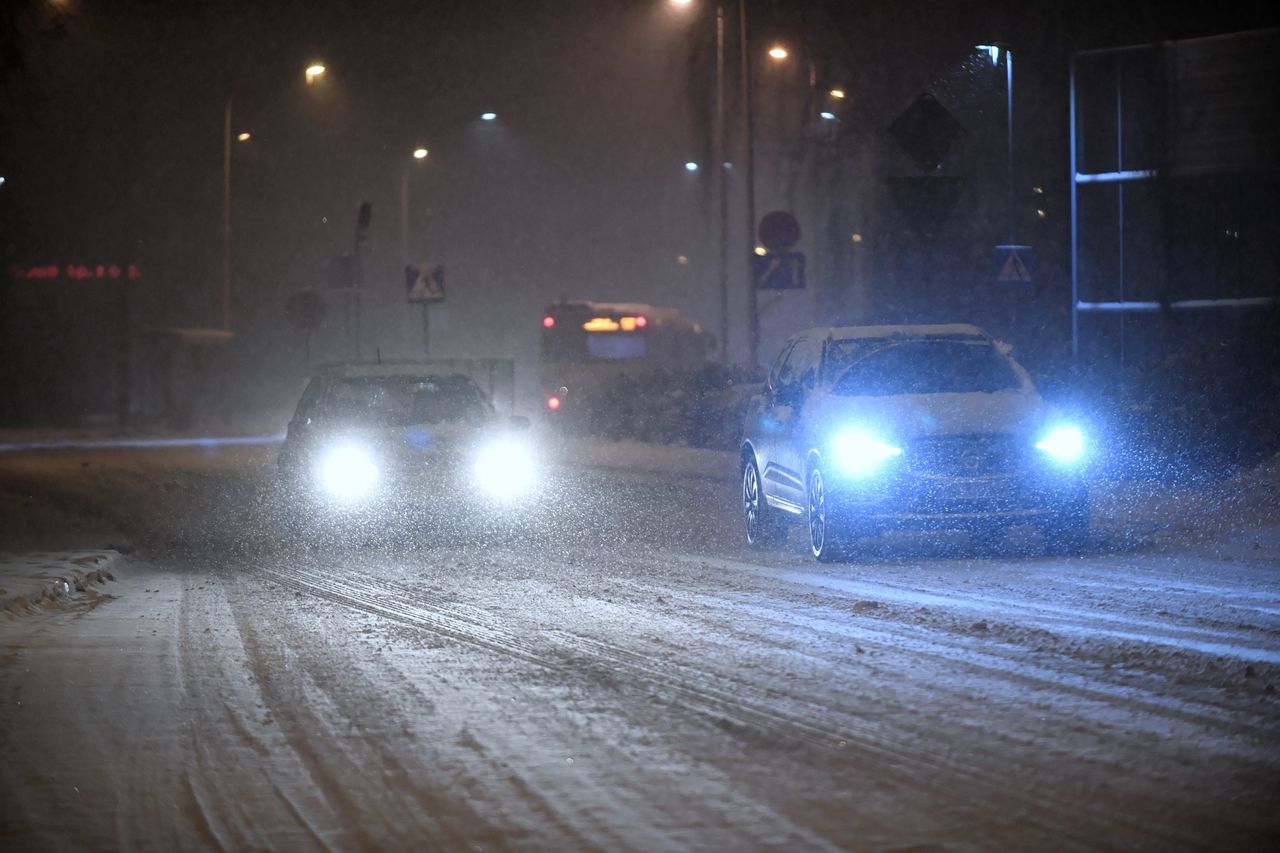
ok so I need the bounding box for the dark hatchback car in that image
[739,325,1090,560]
[278,364,536,516]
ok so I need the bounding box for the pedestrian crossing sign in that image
[994,244,1033,283]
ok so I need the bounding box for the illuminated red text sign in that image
[11,263,142,281]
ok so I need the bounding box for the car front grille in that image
[905,434,1028,477]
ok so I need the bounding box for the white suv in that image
[739,325,1090,560]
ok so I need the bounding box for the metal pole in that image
[1006,48,1015,246]
[1116,61,1126,379]
[739,0,759,370]
[400,164,410,269]
[222,97,232,331]
[715,2,728,362]
[1069,53,1080,360]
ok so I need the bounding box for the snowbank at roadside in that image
[0,551,120,616]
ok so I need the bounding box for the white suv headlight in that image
[1036,425,1086,464]
[319,445,379,500]
[831,429,902,476]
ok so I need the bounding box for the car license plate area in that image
[907,434,1027,477]
[928,477,1005,503]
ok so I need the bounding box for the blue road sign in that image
[754,251,806,290]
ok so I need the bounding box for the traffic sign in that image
[994,244,1033,283]
[757,210,800,253]
[754,251,806,290]
[405,263,446,303]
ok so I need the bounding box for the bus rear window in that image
[587,333,646,359]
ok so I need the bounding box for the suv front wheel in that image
[807,466,848,562]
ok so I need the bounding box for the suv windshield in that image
[319,377,489,426]
[832,340,1021,396]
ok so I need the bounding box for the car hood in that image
[804,388,1050,440]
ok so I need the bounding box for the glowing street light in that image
[669,0,693,6]
[480,112,497,121]
[412,147,429,159]
[768,45,788,60]
[684,161,699,172]
[223,60,330,333]
[829,88,846,99]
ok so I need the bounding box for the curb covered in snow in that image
[0,551,120,616]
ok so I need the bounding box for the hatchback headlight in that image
[319,444,379,500]
[474,438,536,499]
[831,429,902,477]
[1036,425,1086,464]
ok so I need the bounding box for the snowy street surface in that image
[1,439,1278,849]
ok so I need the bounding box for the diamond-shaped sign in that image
[888,93,966,172]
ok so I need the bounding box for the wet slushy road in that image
[1,442,1278,849]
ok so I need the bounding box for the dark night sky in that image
[1,0,1276,416]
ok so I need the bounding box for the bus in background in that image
[540,300,716,435]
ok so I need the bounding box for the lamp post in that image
[740,4,761,369]
[672,0,730,363]
[401,147,429,268]
[977,44,1015,245]
[672,0,780,368]
[222,62,326,332]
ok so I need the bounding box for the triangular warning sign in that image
[406,263,446,303]
[998,250,1031,282]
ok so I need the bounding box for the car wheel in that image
[743,458,788,547]
[1041,502,1089,556]
[807,466,847,562]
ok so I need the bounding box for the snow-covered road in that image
[1,443,1277,849]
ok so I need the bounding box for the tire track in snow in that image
[251,554,1195,851]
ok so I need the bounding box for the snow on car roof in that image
[813,323,992,342]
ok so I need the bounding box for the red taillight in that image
[635,315,648,328]
[547,396,562,410]
[543,316,555,328]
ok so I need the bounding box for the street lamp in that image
[977,43,1015,245]
[480,112,497,121]
[768,45,788,60]
[402,147,430,267]
[223,61,328,332]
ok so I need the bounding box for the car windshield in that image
[319,377,488,426]
[832,340,1021,396]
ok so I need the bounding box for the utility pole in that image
[222,97,232,331]
[739,0,759,370]
[715,2,729,362]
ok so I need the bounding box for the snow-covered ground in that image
[1,439,1277,848]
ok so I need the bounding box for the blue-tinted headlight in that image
[1036,425,1085,464]
[831,430,902,477]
